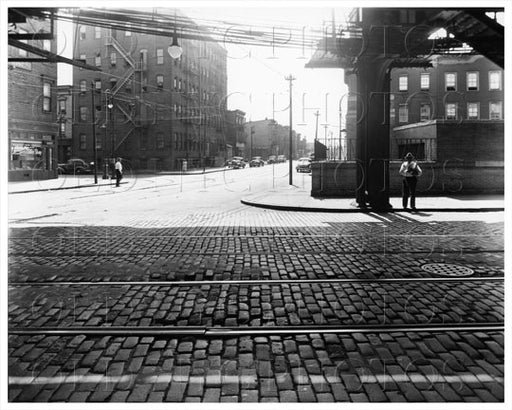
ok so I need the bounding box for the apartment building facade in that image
[72,9,228,171]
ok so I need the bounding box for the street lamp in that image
[168,10,183,59]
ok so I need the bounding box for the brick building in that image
[72,8,228,172]
[390,54,504,164]
[313,54,504,197]
[244,119,304,160]
[225,109,246,158]
[8,18,58,181]
[57,85,74,163]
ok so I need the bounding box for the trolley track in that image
[8,275,505,287]
[8,321,505,336]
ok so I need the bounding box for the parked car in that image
[296,157,312,173]
[57,158,93,174]
[249,156,265,167]
[267,155,277,164]
[277,155,286,163]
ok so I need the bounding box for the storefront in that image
[9,133,57,181]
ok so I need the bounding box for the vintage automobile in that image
[57,158,93,175]
[296,157,312,173]
[225,156,246,169]
[267,155,277,164]
[249,156,265,167]
[277,155,286,163]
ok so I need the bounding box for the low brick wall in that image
[311,161,503,197]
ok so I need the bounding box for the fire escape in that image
[104,32,149,152]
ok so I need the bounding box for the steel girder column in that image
[355,58,392,210]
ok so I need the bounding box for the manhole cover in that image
[421,263,474,277]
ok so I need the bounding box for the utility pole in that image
[90,82,98,184]
[314,110,320,141]
[285,74,296,185]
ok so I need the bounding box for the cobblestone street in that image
[6,202,505,403]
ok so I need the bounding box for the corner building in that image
[72,9,228,171]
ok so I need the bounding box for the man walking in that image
[115,157,123,187]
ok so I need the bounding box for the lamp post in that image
[90,81,98,184]
[285,74,296,185]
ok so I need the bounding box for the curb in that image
[9,181,129,195]
[240,199,504,213]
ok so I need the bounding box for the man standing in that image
[115,157,123,187]
[399,152,422,210]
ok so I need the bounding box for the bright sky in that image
[57,6,352,142]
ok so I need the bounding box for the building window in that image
[489,71,502,90]
[125,23,132,36]
[94,79,101,91]
[173,77,178,89]
[79,54,86,70]
[445,103,457,119]
[445,72,457,91]
[96,139,102,150]
[94,26,101,39]
[466,72,479,91]
[111,52,117,66]
[489,101,502,120]
[95,54,101,67]
[79,134,87,149]
[467,102,479,119]
[420,104,431,122]
[42,81,52,112]
[156,75,164,89]
[178,79,182,91]
[43,39,51,51]
[174,132,178,150]
[398,104,408,123]
[58,99,66,114]
[80,80,87,93]
[420,73,430,90]
[60,122,66,134]
[157,48,164,64]
[156,133,164,149]
[79,26,86,40]
[79,106,88,122]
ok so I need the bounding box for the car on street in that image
[267,155,277,164]
[277,155,286,163]
[226,156,246,169]
[296,157,312,173]
[57,158,93,175]
[249,156,265,167]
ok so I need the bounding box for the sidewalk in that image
[241,186,504,212]
[8,167,230,194]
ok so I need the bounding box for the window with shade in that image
[445,73,457,91]
[466,72,479,91]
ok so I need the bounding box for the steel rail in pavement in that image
[8,276,505,287]
[8,322,504,336]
